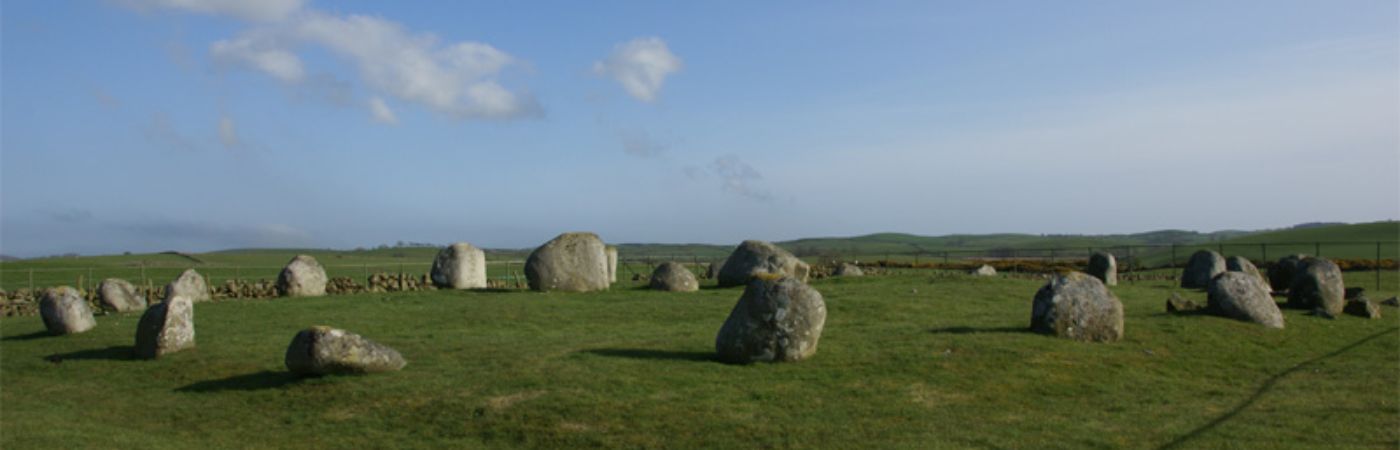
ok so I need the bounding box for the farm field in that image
[3,271,1396,449]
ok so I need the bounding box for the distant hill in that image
[0,254,20,262]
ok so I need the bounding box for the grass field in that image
[3,270,1396,449]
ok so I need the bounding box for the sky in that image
[1,1,1397,257]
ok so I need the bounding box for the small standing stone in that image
[1287,257,1345,317]
[606,246,619,284]
[134,295,195,358]
[165,269,211,302]
[430,243,487,289]
[285,326,407,375]
[524,232,611,292]
[40,287,96,335]
[832,263,864,277]
[277,255,328,297]
[98,278,147,312]
[1180,250,1226,289]
[1086,252,1117,286]
[649,262,699,292]
[970,265,997,276]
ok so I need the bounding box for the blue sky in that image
[2,1,1397,257]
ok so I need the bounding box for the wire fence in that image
[1,240,1396,293]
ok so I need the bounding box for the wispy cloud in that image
[593,37,682,102]
[368,97,398,124]
[210,30,305,82]
[118,0,306,22]
[218,115,241,148]
[143,113,198,152]
[708,155,772,202]
[40,208,95,224]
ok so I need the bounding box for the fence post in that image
[1314,242,1320,257]
[942,252,948,265]
[1126,246,1133,285]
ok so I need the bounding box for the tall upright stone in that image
[1225,256,1269,292]
[277,255,328,297]
[1086,252,1117,286]
[1288,257,1345,317]
[606,246,619,284]
[98,278,147,312]
[1207,272,1285,328]
[40,286,96,335]
[1030,272,1123,342]
[165,269,211,302]
[430,243,487,289]
[524,232,610,292]
[715,276,826,363]
[1268,254,1308,293]
[716,240,810,288]
[1180,250,1226,289]
[134,295,195,358]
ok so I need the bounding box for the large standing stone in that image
[277,255,328,297]
[706,259,724,280]
[134,295,195,358]
[1180,250,1226,289]
[1268,254,1308,293]
[98,278,147,312]
[650,262,699,292]
[970,265,997,276]
[165,269,210,302]
[39,287,96,335]
[1288,258,1345,317]
[1086,252,1117,286]
[285,326,406,375]
[833,263,864,277]
[716,240,811,288]
[524,232,610,292]
[715,276,826,363]
[430,243,487,289]
[1030,272,1123,342]
[1207,272,1285,328]
[606,246,619,284]
[1225,255,1270,293]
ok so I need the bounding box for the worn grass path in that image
[3,272,1396,449]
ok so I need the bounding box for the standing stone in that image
[277,255,328,297]
[970,265,997,276]
[833,263,864,277]
[717,240,811,288]
[1086,252,1117,286]
[706,260,725,280]
[1180,250,1226,289]
[98,278,147,312]
[39,287,96,335]
[285,326,406,375]
[1030,272,1123,342]
[1225,256,1270,292]
[1207,272,1285,328]
[649,262,699,292]
[1344,298,1381,319]
[1268,254,1308,293]
[165,269,211,302]
[606,246,619,284]
[524,232,610,292]
[715,276,826,363]
[430,243,487,289]
[1287,257,1345,317]
[134,295,195,358]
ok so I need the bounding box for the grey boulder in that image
[165,269,210,302]
[285,326,406,375]
[650,262,699,292]
[98,278,146,312]
[715,276,826,363]
[716,240,810,288]
[1267,254,1309,293]
[1086,252,1117,286]
[277,255,328,297]
[1180,250,1226,289]
[1166,292,1202,313]
[1207,272,1285,328]
[431,243,487,289]
[1225,256,1270,292]
[970,265,997,276]
[833,263,864,277]
[1287,257,1345,317]
[1030,272,1123,342]
[40,286,96,335]
[525,232,611,292]
[134,295,195,358]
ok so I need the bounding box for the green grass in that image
[3,271,1397,449]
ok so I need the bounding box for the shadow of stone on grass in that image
[927,326,1028,335]
[176,370,304,393]
[45,345,136,363]
[5,330,54,341]
[582,348,718,363]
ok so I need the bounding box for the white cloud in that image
[709,155,771,202]
[210,31,305,82]
[218,116,240,147]
[593,37,682,102]
[119,0,306,22]
[369,97,397,124]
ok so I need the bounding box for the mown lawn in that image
[2,271,1396,449]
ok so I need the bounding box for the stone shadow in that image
[4,331,53,341]
[45,345,136,362]
[176,370,304,393]
[927,326,1028,335]
[582,348,718,363]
